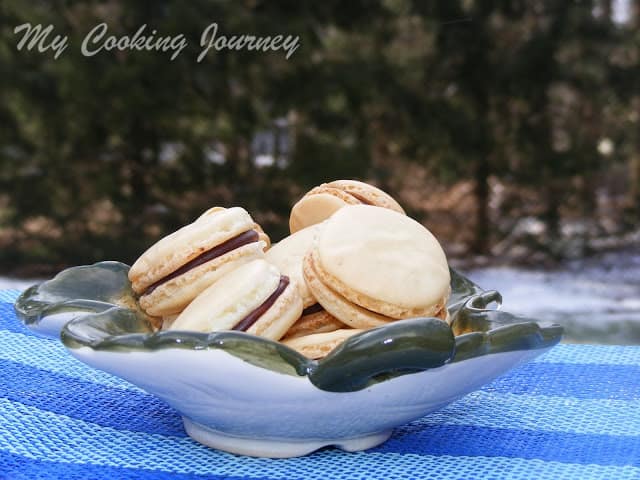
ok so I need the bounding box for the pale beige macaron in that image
[282,329,363,359]
[283,308,345,339]
[303,205,451,330]
[169,259,302,341]
[265,225,346,338]
[289,180,405,233]
[265,226,318,307]
[129,207,269,317]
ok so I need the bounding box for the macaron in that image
[169,259,302,341]
[282,308,345,340]
[283,329,363,359]
[265,225,345,338]
[289,180,405,233]
[303,205,450,329]
[129,207,269,317]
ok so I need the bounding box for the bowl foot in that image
[182,417,392,458]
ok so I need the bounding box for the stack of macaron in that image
[128,180,451,358]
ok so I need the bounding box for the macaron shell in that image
[313,247,449,319]
[316,205,451,318]
[161,313,179,330]
[252,222,271,250]
[129,207,258,293]
[325,180,405,214]
[146,315,163,331]
[282,329,363,359]
[246,280,303,340]
[169,259,280,333]
[303,251,394,329]
[289,180,406,234]
[265,226,318,307]
[305,185,363,205]
[196,206,226,220]
[140,241,265,317]
[283,309,345,339]
[289,192,352,234]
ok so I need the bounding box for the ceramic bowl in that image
[15,261,562,458]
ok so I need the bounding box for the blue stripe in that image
[0,330,142,392]
[484,362,640,400]
[0,359,185,437]
[0,450,287,480]
[3,355,637,438]
[535,344,640,366]
[0,302,37,336]
[0,330,142,391]
[428,391,639,436]
[2,398,639,480]
[376,423,640,467]
[2,396,640,480]
[3,350,638,437]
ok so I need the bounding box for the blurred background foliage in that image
[0,0,639,276]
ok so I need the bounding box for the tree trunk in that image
[473,157,490,254]
[628,2,640,220]
[467,2,494,256]
[628,149,640,221]
[544,179,561,243]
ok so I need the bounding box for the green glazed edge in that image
[17,262,563,393]
[14,261,140,326]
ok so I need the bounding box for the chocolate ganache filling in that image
[301,303,324,316]
[233,275,290,332]
[144,229,259,296]
[345,191,373,205]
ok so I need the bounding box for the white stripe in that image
[0,330,143,392]
[1,399,637,480]
[425,391,639,437]
[534,344,640,366]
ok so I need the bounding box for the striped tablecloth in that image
[1,288,638,479]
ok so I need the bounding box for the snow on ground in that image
[464,250,640,344]
[0,277,40,291]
